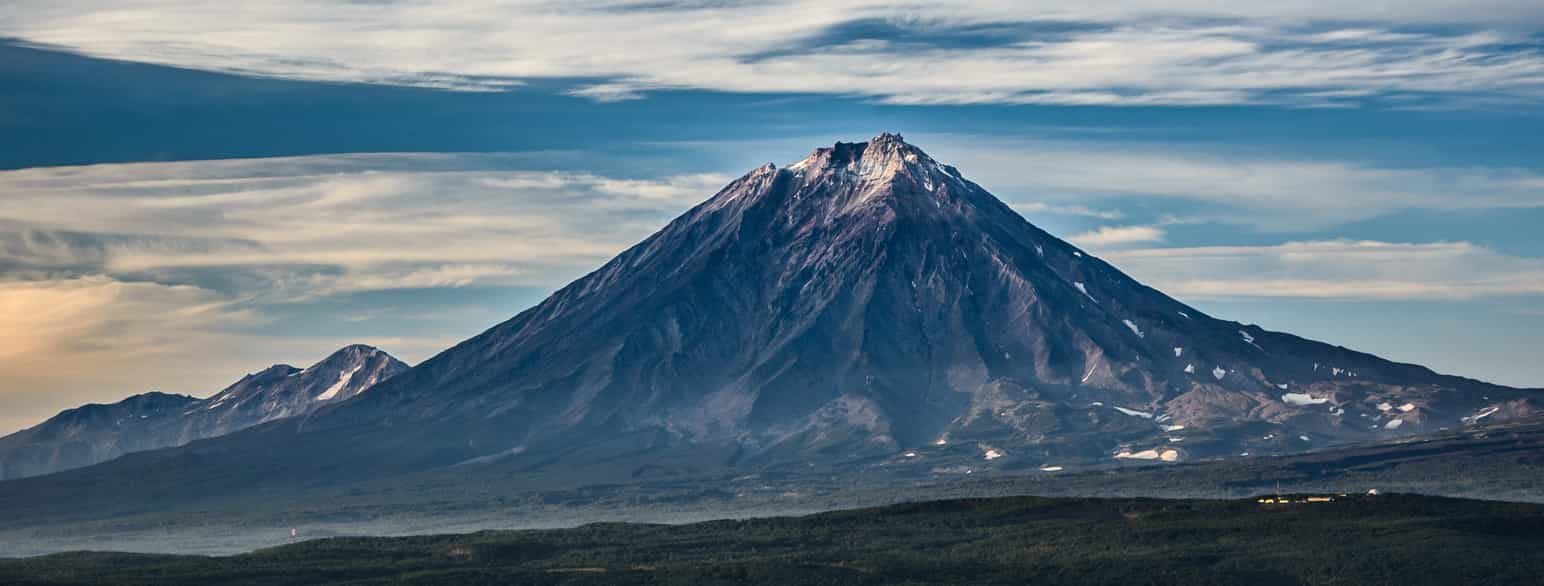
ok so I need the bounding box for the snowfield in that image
[1114,448,1180,462]
[1464,406,1501,423]
[314,364,363,401]
[1074,282,1096,302]
[1281,393,1329,406]
[1122,319,1144,338]
[1113,406,1154,419]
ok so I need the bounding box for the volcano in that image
[313,132,1531,470]
[0,134,1535,509]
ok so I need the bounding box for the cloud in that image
[0,275,265,432]
[1010,202,1124,220]
[918,134,1544,230]
[1100,240,1544,300]
[0,276,249,365]
[0,2,1541,106]
[1070,225,1166,246]
[0,154,732,299]
[0,154,733,433]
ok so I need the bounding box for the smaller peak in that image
[310,345,384,368]
[316,344,408,370]
[333,343,383,355]
[322,344,403,364]
[870,132,906,145]
[260,364,301,375]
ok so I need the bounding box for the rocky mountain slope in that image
[0,134,1535,509]
[0,345,406,480]
[305,133,1532,474]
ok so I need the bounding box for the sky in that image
[0,1,1542,434]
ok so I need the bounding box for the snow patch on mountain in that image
[1239,330,1261,350]
[1074,282,1096,302]
[1463,406,1500,424]
[1113,406,1154,419]
[315,364,364,401]
[1282,393,1329,406]
[1123,319,1144,338]
[1115,448,1179,462]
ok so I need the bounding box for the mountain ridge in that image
[0,344,408,480]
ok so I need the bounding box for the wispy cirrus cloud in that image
[0,154,731,298]
[1009,202,1124,220]
[0,154,730,432]
[0,1,1541,107]
[1071,225,1166,247]
[919,134,1544,231]
[1097,240,1544,300]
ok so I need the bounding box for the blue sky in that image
[0,1,1542,434]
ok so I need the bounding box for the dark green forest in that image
[4,494,1542,585]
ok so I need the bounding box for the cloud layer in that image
[0,154,728,296]
[919,134,1544,230]
[1071,225,1166,247]
[2,1,1541,106]
[0,154,727,431]
[1097,240,1544,300]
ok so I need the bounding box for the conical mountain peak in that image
[350,133,1529,468]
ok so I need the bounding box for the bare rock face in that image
[0,345,406,480]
